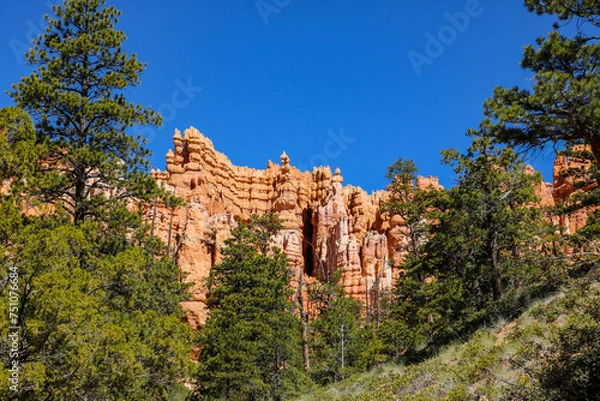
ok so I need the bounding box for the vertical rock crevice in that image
[146,127,576,327]
[149,127,441,326]
[302,208,314,276]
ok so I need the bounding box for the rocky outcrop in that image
[150,127,597,328]
[551,145,599,234]
[148,127,448,327]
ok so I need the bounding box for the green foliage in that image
[9,0,162,224]
[538,313,600,400]
[485,1,600,162]
[307,271,386,386]
[2,2,597,400]
[378,158,435,360]
[384,158,418,186]
[578,209,600,240]
[354,323,387,373]
[552,144,600,218]
[0,1,193,399]
[525,0,600,28]
[386,133,558,357]
[381,157,432,262]
[0,219,193,400]
[194,213,308,401]
[506,283,600,401]
[567,209,600,275]
[0,107,37,188]
[378,316,415,361]
[309,292,362,384]
[294,283,600,401]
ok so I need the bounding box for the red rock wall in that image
[149,127,447,327]
[551,145,599,233]
[150,128,594,328]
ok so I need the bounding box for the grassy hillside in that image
[295,278,600,401]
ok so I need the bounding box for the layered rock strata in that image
[551,145,599,233]
[149,127,446,327]
[149,127,592,328]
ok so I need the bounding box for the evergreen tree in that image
[309,293,362,384]
[0,0,193,399]
[9,0,161,225]
[378,158,436,360]
[0,220,192,401]
[488,0,600,252]
[439,132,544,303]
[308,271,385,385]
[194,213,307,401]
[0,107,191,400]
[484,1,600,162]
[380,157,433,282]
[389,131,556,355]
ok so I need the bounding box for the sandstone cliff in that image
[149,127,593,328]
[551,145,599,234]
[149,127,447,327]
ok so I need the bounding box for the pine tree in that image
[309,293,362,384]
[378,158,436,360]
[484,1,600,162]
[388,131,557,355]
[307,271,385,385]
[0,1,193,399]
[194,214,307,401]
[1,220,192,401]
[381,157,432,282]
[484,0,600,255]
[9,0,162,225]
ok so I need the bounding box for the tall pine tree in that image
[194,214,308,401]
[0,1,193,399]
[484,1,600,162]
[9,0,161,225]
[388,131,557,356]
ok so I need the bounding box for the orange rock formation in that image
[149,128,594,328]
[149,127,445,327]
[551,145,599,234]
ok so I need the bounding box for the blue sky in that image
[1,0,559,191]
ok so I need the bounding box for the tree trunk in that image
[150,197,157,237]
[74,165,86,225]
[340,324,346,374]
[296,273,310,372]
[489,228,503,301]
[274,347,282,401]
[589,137,600,165]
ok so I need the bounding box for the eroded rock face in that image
[149,127,445,327]
[149,127,592,328]
[551,146,599,234]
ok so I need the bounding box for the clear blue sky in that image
[1,0,559,191]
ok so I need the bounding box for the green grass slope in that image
[295,280,600,401]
